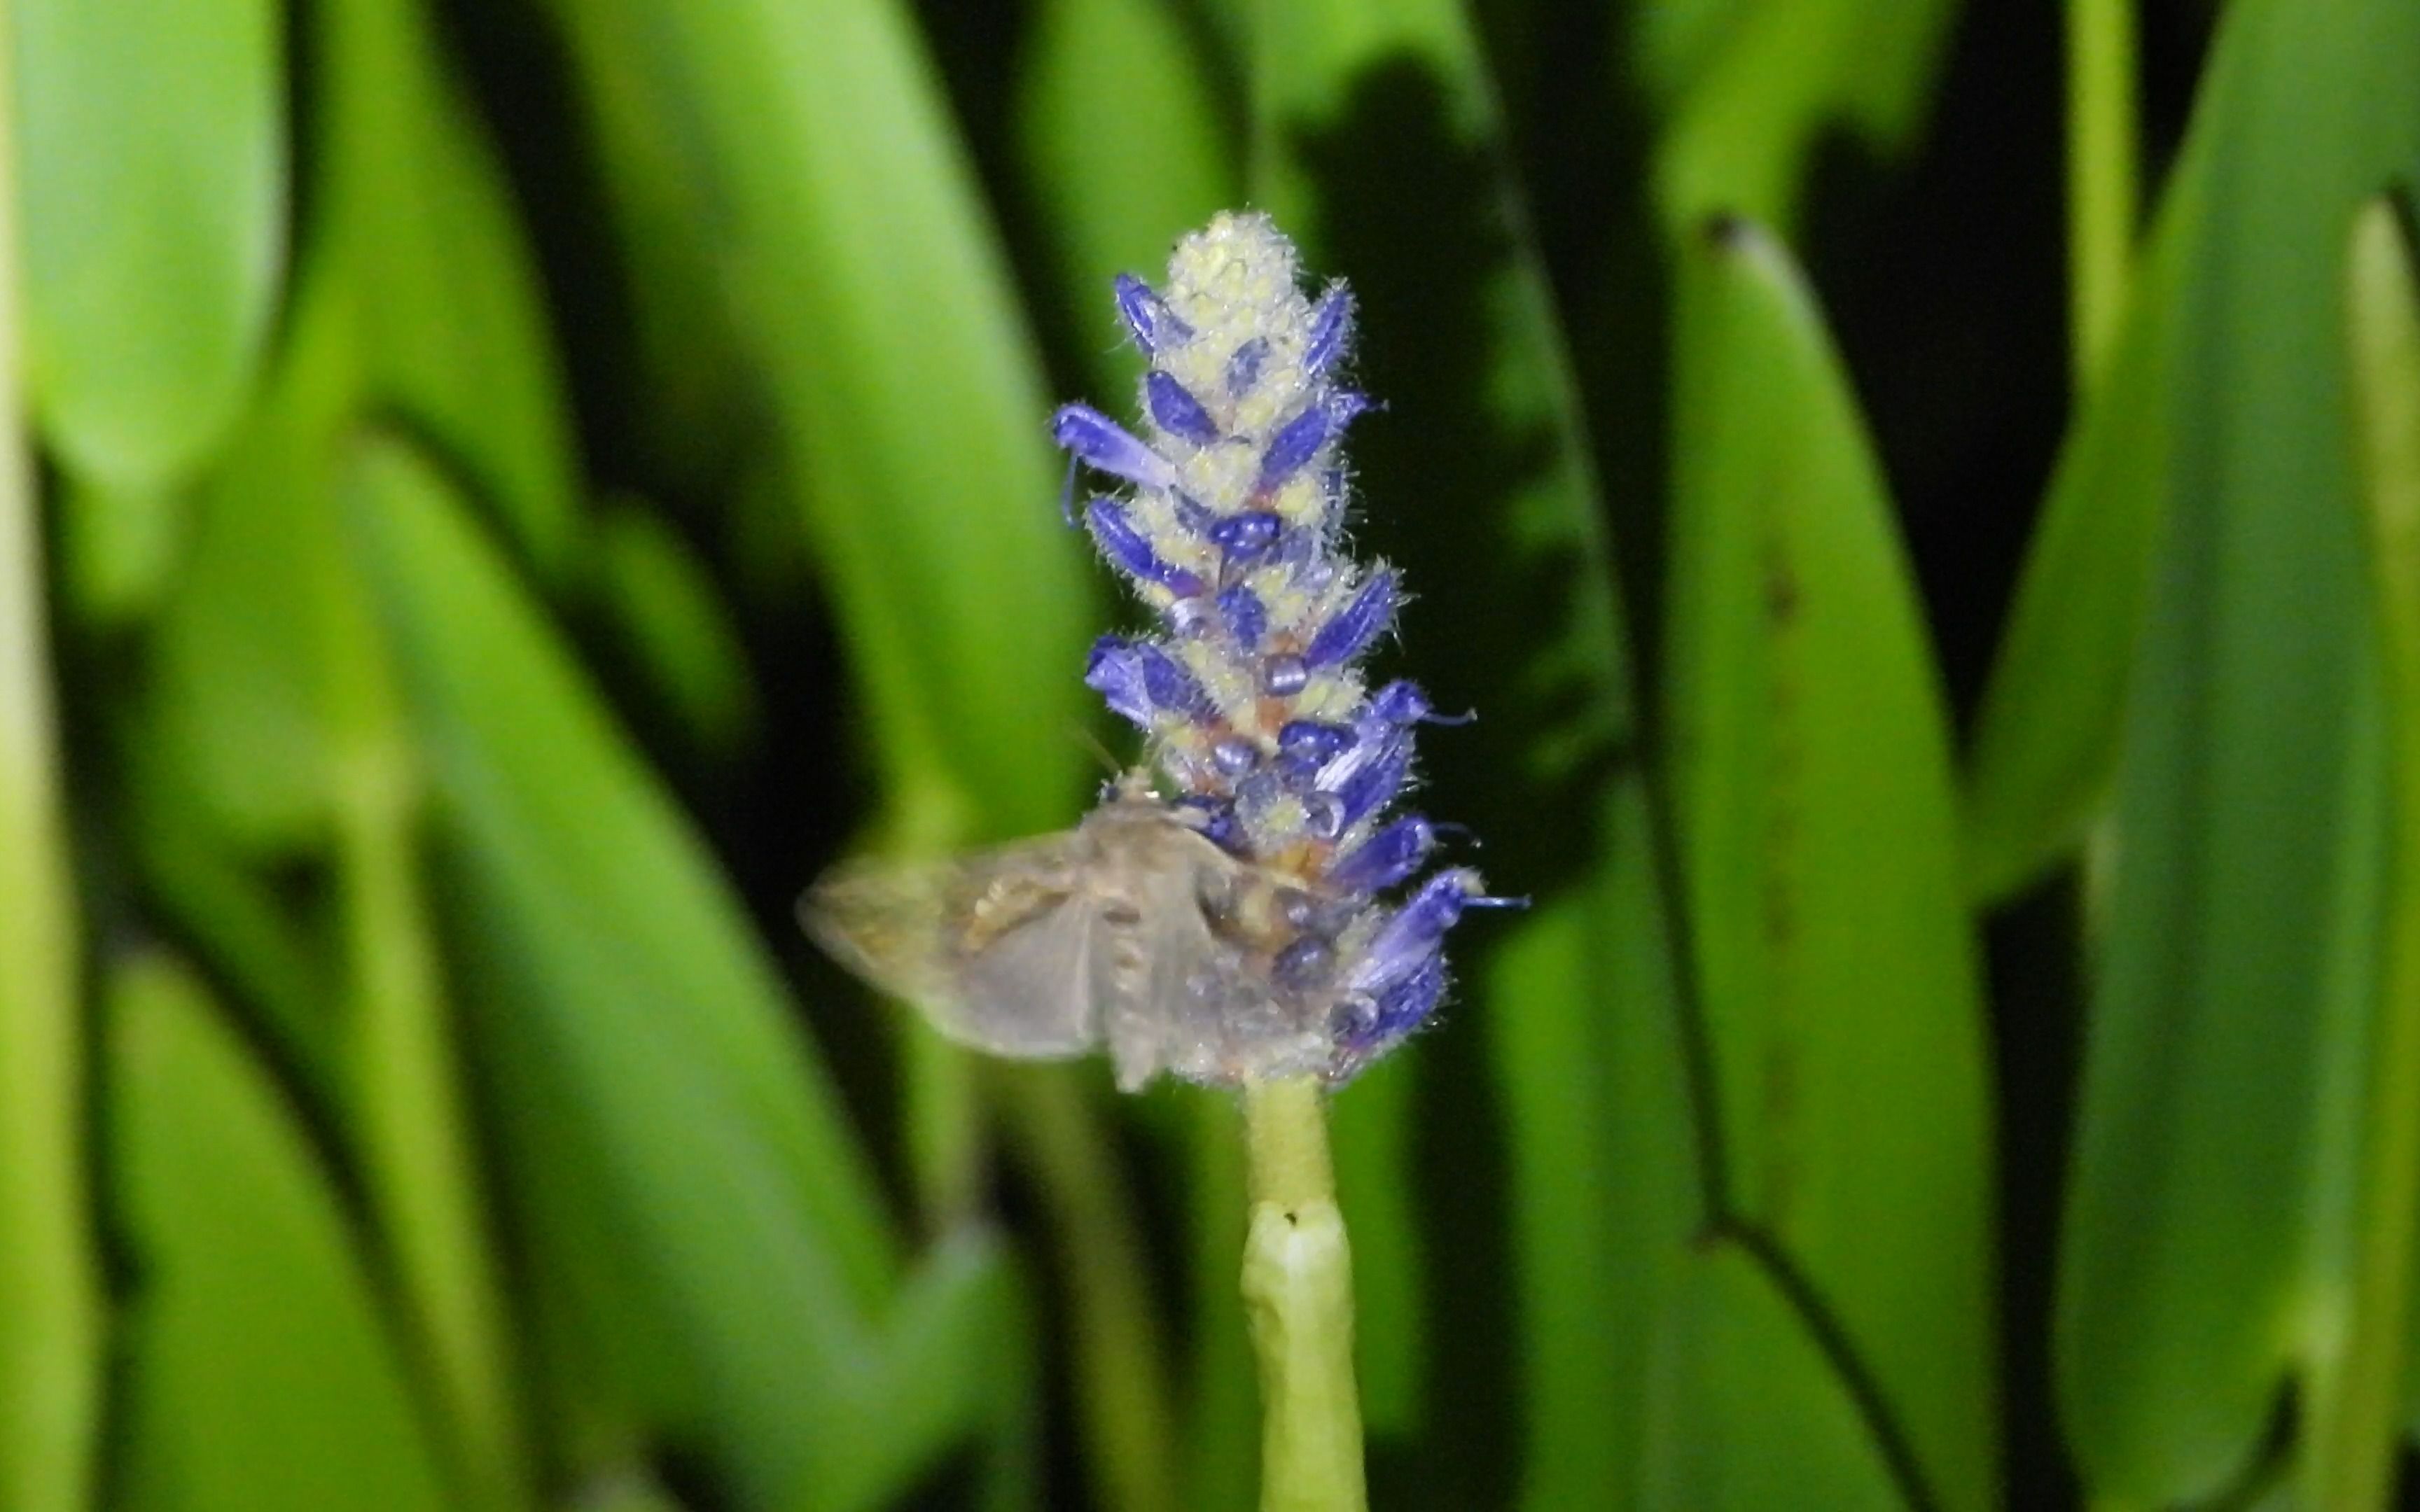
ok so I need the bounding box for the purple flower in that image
[1050,212,1516,1086]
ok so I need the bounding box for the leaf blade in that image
[16,0,285,493]
[1666,218,1998,1512]
[2042,0,2420,1497]
[107,953,454,1512]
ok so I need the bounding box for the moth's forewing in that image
[1083,812,1233,1091]
[946,868,1104,1058]
[801,832,1102,1060]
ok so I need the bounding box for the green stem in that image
[335,747,529,1511]
[0,0,102,1499]
[1240,1078,1365,1512]
[331,439,527,1510]
[2307,195,2420,1512]
[883,771,987,1233]
[2066,0,2140,391]
[995,1067,1181,1512]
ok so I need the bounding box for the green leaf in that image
[1965,0,2420,904]
[106,953,452,1512]
[592,500,762,760]
[315,0,581,580]
[543,0,1094,846]
[1645,0,1961,239]
[1664,220,1998,1511]
[1958,252,2175,903]
[1631,0,1753,109]
[1185,1098,1258,1512]
[1638,1238,1912,1511]
[120,729,338,1107]
[57,470,189,626]
[141,279,359,857]
[2044,1,2420,1499]
[1242,3,1695,1503]
[351,432,1012,1508]
[1324,1056,1424,1436]
[2302,191,2420,1512]
[15,0,284,494]
[0,92,100,1502]
[991,1068,1181,1512]
[1489,878,1695,1509]
[138,283,531,1511]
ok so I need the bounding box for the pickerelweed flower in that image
[1053,211,1515,1087]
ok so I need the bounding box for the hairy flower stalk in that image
[1054,212,1513,1511]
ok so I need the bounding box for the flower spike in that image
[1051,211,1512,1085]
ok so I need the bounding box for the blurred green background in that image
[3,0,2419,1507]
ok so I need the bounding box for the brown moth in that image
[802,778,1347,1091]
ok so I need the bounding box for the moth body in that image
[803,788,1347,1091]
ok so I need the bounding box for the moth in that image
[801,777,1349,1091]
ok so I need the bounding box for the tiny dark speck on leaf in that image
[1767,563,1801,624]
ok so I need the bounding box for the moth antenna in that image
[1071,724,1127,781]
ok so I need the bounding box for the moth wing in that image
[946,878,1107,1059]
[1086,820,1261,1090]
[801,834,1104,1059]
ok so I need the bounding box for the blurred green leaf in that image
[1489,881,1695,1510]
[15,0,284,495]
[2045,0,2420,1499]
[121,730,338,1102]
[593,500,762,760]
[316,0,580,580]
[991,1068,1180,1512]
[1638,1238,1911,1511]
[143,281,356,857]
[352,431,1019,1508]
[1959,245,2174,903]
[544,0,1094,847]
[106,952,452,1512]
[130,272,389,1120]
[1631,0,1751,109]
[58,470,188,626]
[139,278,531,1511]
[1644,0,1961,239]
[1246,1,1695,1504]
[2304,191,2420,1512]
[1965,0,2420,904]
[1325,1057,1424,1436]
[1185,1097,1258,1511]
[517,0,763,503]
[1666,219,1997,1511]
[0,47,99,1497]
[323,483,532,1512]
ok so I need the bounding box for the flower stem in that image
[995,1066,1181,1512]
[2066,0,2139,391]
[1240,1077,1366,1512]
